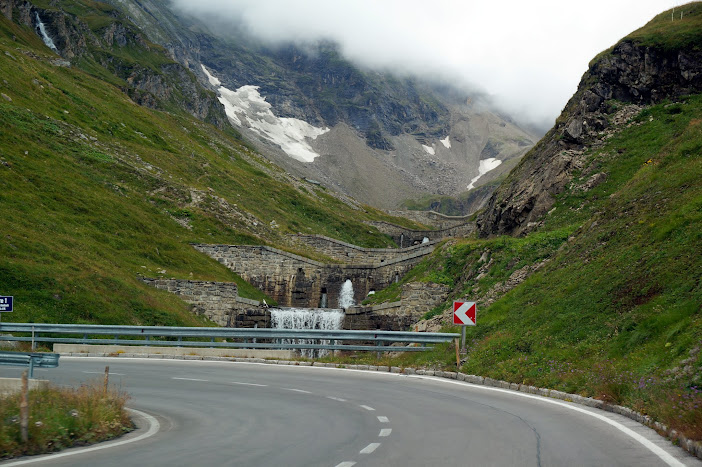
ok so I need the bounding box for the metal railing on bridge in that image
[0,323,458,353]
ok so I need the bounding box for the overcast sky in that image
[172,0,680,131]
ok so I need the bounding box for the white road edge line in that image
[64,357,686,466]
[283,388,312,394]
[2,408,160,466]
[377,416,389,423]
[172,377,209,382]
[360,443,381,454]
[231,382,267,387]
[379,428,392,437]
[359,405,375,411]
[409,375,685,467]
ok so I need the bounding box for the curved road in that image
[2,357,700,466]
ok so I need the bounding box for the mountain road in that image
[1,357,699,467]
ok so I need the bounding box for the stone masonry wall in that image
[192,244,432,309]
[140,278,269,327]
[344,282,451,331]
[367,221,476,247]
[386,210,472,229]
[291,234,436,265]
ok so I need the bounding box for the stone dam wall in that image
[192,244,434,309]
[141,278,450,332]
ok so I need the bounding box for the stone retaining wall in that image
[291,234,436,265]
[192,244,433,309]
[386,210,472,229]
[140,278,268,327]
[344,282,451,331]
[367,221,476,247]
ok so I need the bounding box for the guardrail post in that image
[28,357,34,379]
[31,326,36,351]
[178,336,182,347]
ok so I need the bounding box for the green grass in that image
[590,2,702,67]
[0,14,414,325]
[345,93,702,440]
[626,2,702,51]
[0,379,132,459]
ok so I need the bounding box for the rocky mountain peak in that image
[477,5,702,237]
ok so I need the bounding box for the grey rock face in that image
[477,39,702,237]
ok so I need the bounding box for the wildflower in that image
[35,421,43,427]
[69,409,79,417]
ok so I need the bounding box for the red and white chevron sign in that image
[453,301,476,326]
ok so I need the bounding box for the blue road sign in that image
[0,296,13,312]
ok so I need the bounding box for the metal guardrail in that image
[0,323,458,353]
[0,351,60,378]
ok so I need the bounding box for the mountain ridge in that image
[476,3,702,237]
[96,0,537,210]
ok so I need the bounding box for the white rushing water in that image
[35,13,58,52]
[270,308,344,358]
[338,279,355,309]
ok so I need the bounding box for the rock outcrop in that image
[477,30,702,237]
[2,0,229,129]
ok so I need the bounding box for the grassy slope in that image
[352,92,702,440]
[0,14,415,325]
[359,6,702,438]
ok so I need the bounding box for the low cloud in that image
[172,0,679,131]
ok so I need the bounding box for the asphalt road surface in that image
[2,357,700,467]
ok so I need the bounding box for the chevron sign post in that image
[453,301,476,326]
[453,301,476,354]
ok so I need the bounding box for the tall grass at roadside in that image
[0,380,132,459]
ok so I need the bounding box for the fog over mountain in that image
[171,0,674,132]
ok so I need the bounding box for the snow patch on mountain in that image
[422,144,435,155]
[440,136,451,149]
[201,65,329,163]
[201,64,221,86]
[467,158,502,190]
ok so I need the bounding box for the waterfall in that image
[338,279,355,309]
[35,12,58,52]
[270,308,344,358]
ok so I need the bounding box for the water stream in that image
[338,279,355,309]
[35,13,58,52]
[270,308,344,358]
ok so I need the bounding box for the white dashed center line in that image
[231,382,267,387]
[327,396,347,402]
[335,462,356,467]
[379,428,392,437]
[377,416,389,423]
[284,388,312,394]
[359,405,375,411]
[172,377,208,382]
[360,443,381,454]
